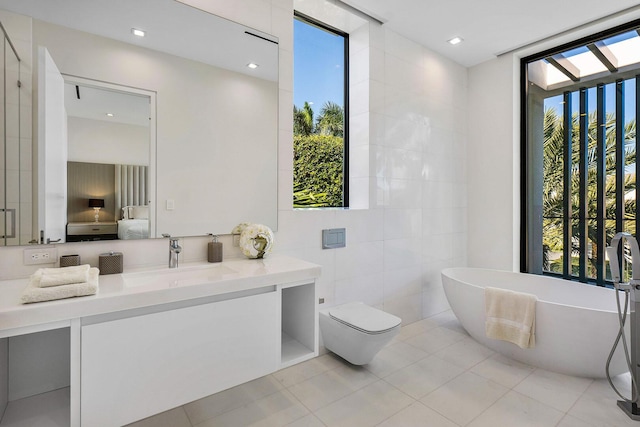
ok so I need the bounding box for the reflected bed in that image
[117,219,149,240]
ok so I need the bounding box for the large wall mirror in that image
[0,0,279,246]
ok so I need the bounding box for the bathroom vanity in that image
[0,255,320,426]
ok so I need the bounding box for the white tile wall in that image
[0,0,468,325]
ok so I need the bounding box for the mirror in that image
[0,0,279,246]
[64,80,154,241]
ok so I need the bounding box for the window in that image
[293,12,349,208]
[522,20,640,285]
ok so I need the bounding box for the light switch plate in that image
[322,228,346,249]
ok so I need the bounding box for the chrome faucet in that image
[606,232,640,419]
[167,236,182,268]
[607,232,640,285]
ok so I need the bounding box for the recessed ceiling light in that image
[131,28,145,37]
[448,37,464,45]
[247,63,259,69]
[106,113,114,117]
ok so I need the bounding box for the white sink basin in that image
[123,264,238,288]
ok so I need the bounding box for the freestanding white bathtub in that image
[441,267,628,379]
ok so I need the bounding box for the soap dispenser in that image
[208,234,223,263]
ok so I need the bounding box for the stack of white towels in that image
[21,264,99,304]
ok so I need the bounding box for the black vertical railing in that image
[342,32,350,208]
[579,88,588,282]
[556,80,635,284]
[616,79,625,237]
[563,91,573,279]
[596,84,606,284]
[615,80,626,281]
[533,77,637,285]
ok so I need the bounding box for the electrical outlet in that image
[24,247,58,265]
[319,298,325,304]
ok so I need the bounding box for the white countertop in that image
[0,255,321,334]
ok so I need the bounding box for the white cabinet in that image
[80,289,280,427]
[0,255,320,427]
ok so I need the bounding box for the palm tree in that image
[542,107,637,278]
[293,101,314,136]
[316,101,344,137]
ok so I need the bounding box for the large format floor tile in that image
[421,371,508,425]
[313,380,413,427]
[288,364,377,411]
[109,310,639,427]
[193,389,309,427]
[183,375,285,425]
[568,377,639,427]
[272,354,344,388]
[466,390,564,427]
[470,352,536,388]
[126,408,191,427]
[432,336,494,369]
[376,402,458,427]
[363,340,429,378]
[513,368,592,412]
[384,355,465,399]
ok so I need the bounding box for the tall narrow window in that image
[293,12,349,208]
[522,22,640,285]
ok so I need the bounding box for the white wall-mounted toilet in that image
[319,302,402,365]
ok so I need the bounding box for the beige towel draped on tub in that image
[485,286,537,349]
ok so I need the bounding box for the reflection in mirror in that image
[0,0,279,246]
[64,82,153,242]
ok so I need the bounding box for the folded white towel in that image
[35,264,91,288]
[485,286,537,349]
[21,267,99,304]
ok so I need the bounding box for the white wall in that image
[187,0,469,322]
[467,55,519,271]
[0,0,468,327]
[67,117,149,166]
[466,9,640,273]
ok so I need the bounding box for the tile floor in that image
[127,310,637,427]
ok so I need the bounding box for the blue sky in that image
[293,19,345,113]
[544,78,637,125]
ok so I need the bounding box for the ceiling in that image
[64,83,150,126]
[0,0,278,81]
[342,0,640,67]
[3,0,640,72]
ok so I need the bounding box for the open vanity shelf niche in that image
[281,282,317,367]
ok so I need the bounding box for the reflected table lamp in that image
[88,198,105,222]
